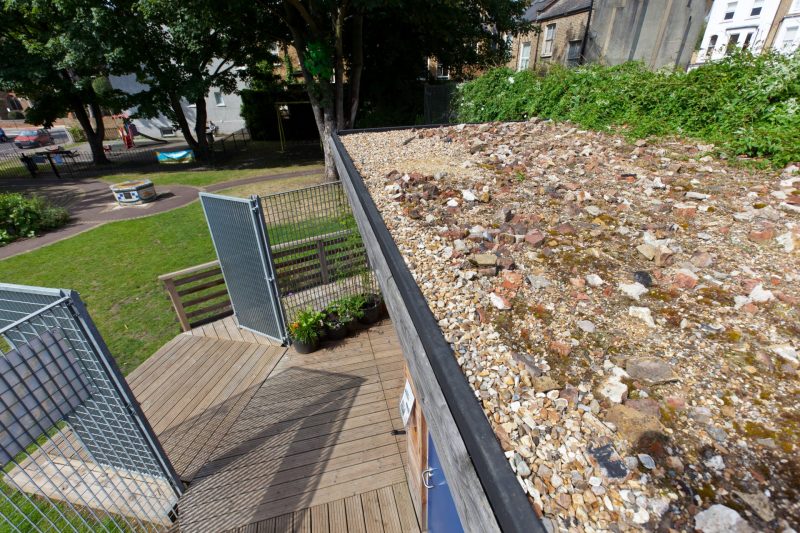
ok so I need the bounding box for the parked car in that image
[14,129,53,149]
[0,127,7,142]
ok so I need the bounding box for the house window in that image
[567,40,582,66]
[542,24,556,56]
[750,0,763,16]
[724,1,737,19]
[784,26,798,49]
[213,91,225,107]
[707,35,719,56]
[518,42,531,70]
[159,127,176,137]
[436,63,449,79]
[743,32,753,49]
[727,33,740,54]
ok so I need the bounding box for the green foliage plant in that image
[454,50,800,167]
[0,193,69,245]
[333,294,366,323]
[289,308,325,344]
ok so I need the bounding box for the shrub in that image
[331,294,366,323]
[68,125,87,143]
[0,193,70,245]
[454,50,800,167]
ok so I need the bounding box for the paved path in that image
[0,168,323,260]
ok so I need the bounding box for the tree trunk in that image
[193,96,210,160]
[334,7,346,130]
[290,28,338,180]
[169,93,199,151]
[348,13,364,128]
[89,101,106,144]
[71,100,109,165]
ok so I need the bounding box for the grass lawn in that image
[0,172,329,375]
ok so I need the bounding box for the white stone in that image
[577,320,596,333]
[776,232,796,253]
[620,282,648,300]
[585,274,605,287]
[599,376,628,403]
[629,306,656,327]
[771,344,798,365]
[489,293,511,310]
[686,191,710,200]
[446,198,459,207]
[632,508,650,524]
[748,284,774,303]
[461,190,477,202]
[694,505,753,533]
[588,476,602,487]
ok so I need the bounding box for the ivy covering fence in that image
[454,51,800,167]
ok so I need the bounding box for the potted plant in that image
[289,308,325,353]
[324,302,348,341]
[336,295,366,334]
[359,292,384,325]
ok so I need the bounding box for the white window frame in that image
[518,42,531,70]
[750,0,763,16]
[724,1,738,19]
[436,62,449,80]
[783,25,799,50]
[213,91,226,107]
[542,24,556,57]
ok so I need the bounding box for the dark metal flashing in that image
[332,127,545,533]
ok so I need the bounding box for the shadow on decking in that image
[176,366,366,532]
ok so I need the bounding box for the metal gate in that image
[199,193,288,343]
[0,284,182,532]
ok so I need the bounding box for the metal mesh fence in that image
[0,285,181,532]
[199,194,287,343]
[259,181,379,323]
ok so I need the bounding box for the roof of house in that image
[524,0,592,22]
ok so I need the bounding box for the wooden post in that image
[317,238,330,284]
[162,277,191,331]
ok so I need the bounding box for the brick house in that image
[508,0,592,72]
[510,0,707,72]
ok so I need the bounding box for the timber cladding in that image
[330,130,545,533]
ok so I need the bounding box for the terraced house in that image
[509,0,706,71]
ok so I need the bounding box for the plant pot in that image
[344,319,362,334]
[326,321,347,341]
[359,294,384,325]
[292,337,319,354]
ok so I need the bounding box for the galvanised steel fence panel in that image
[259,181,378,322]
[199,193,287,344]
[0,284,182,532]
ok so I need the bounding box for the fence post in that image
[317,238,330,284]
[162,278,191,331]
[46,153,61,179]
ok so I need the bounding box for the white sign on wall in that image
[399,380,415,426]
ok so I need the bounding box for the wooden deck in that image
[127,320,418,532]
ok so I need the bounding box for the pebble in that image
[694,505,753,533]
[340,122,797,532]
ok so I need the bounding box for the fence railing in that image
[0,127,251,181]
[158,261,233,332]
[271,229,367,293]
[0,284,182,532]
[260,181,378,322]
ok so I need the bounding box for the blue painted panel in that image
[427,433,465,533]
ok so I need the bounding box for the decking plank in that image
[376,486,402,533]
[361,491,383,533]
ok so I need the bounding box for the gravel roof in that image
[341,120,800,532]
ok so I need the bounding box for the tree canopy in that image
[1,0,530,170]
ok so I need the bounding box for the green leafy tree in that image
[0,0,130,164]
[256,0,531,179]
[103,0,281,157]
